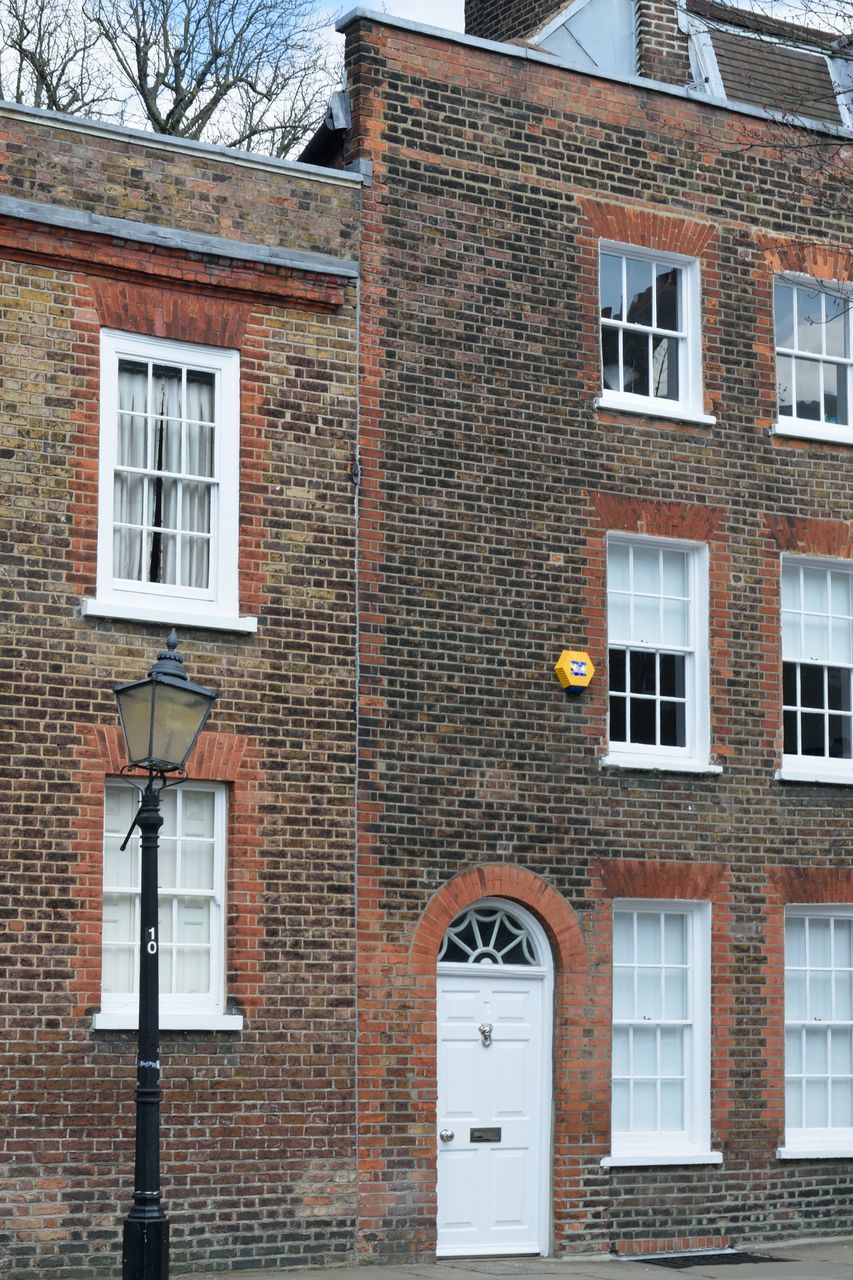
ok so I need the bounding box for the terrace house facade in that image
[5,0,853,1274]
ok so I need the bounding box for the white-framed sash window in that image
[84,330,254,633]
[774,277,853,446]
[604,900,717,1167]
[780,557,853,785]
[605,534,714,772]
[598,243,710,423]
[781,907,853,1158]
[95,779,242,1031]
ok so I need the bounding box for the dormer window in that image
[686,2,853,129]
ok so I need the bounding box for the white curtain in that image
[114,361,215,588]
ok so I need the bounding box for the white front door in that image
[436,967,548,1257]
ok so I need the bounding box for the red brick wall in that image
[0,110,361,1276]
[342,12,853,1260]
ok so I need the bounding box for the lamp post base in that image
[122,1216,169,1280]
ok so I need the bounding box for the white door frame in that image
[436,896,554,1257]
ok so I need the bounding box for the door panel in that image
[436,970,547,1256]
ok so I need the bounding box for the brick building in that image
[5,0,853,1274]
[327,0,853,1265]
[0,105,363,1274]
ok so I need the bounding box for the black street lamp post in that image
[113,631,218,1280]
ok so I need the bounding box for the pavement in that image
[187,1237,853,1280]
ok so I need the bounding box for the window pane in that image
[612,1081,630,1132]
[637,968,662,1019]
[786,969,806,1021]
[103,946,135,994]
[782,662,798,706]
[613,912,634,964]
[103,894,134,944]
[801,712,826,756]
[810,971,833,1020]
[601,324,621,390]
[600,254,623,320]
[633,596,660,645]
[633,1026,657,1075]
[609,648,627,692]
[182,843,215,890]
[803,568,829,613]
[608,594,629,644]
[787,916,807,966]
[831,571,852,617]
[805,1026,829,1074]
[613,1026,630,1074]
[774,282,795,349]
[803,614,828,662]
[783,709,799,755]
[629,698,656,744]
[659,701,686,748]
[625,256,653,324]
[633,545,660,594]
[630,649,657,694]
[786,1027,803,1074]
[777,353,793,416]
[633,1081,658,1129]
[795,357,821,420]
[660,1026,684,1075]
[805,1079,829,1127]
[104,836,134,889]
[782,564,801,610]
[810,918,832,967]
[608,541,631,591]
[801,665,826,708]
[786,1078,803,1127]
[660,1080,683,1131]
[835,969,853,1021]
[836,920,853,969]
[176,948,211,994]
[796,289,823,354]
[622,329,650,397]
[655,265,681,331]
[824,292,848,358]
[613,968,634,1019]
[832,1079,853,1127]
[651,334,679,400]
[177,899,211,945]
[829,715,852,759]
[609,694,627,742]
[660,654,686,699]
[662,598,688,646]
[664,914,686,964]
[637,913,662,964]
[664,968,687,1019]
[831,1028,853,1074]
[662,550,687,597]
[830,619,853,665]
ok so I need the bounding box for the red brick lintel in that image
[0,213,350,312]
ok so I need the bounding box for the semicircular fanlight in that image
[437,904,539,966]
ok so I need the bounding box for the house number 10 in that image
[146,928,157,955]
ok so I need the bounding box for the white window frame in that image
[94,779,242,1031]
[780,906,853,1159]
[778,555,853,785]
[83,330,256,633]
[597,242,712,425]
[603,533,717,774]
[603,899,719,1167]
[773,274,853,447]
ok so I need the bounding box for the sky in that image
[344,0,465,32]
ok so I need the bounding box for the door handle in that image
[439,1128,455,1143]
